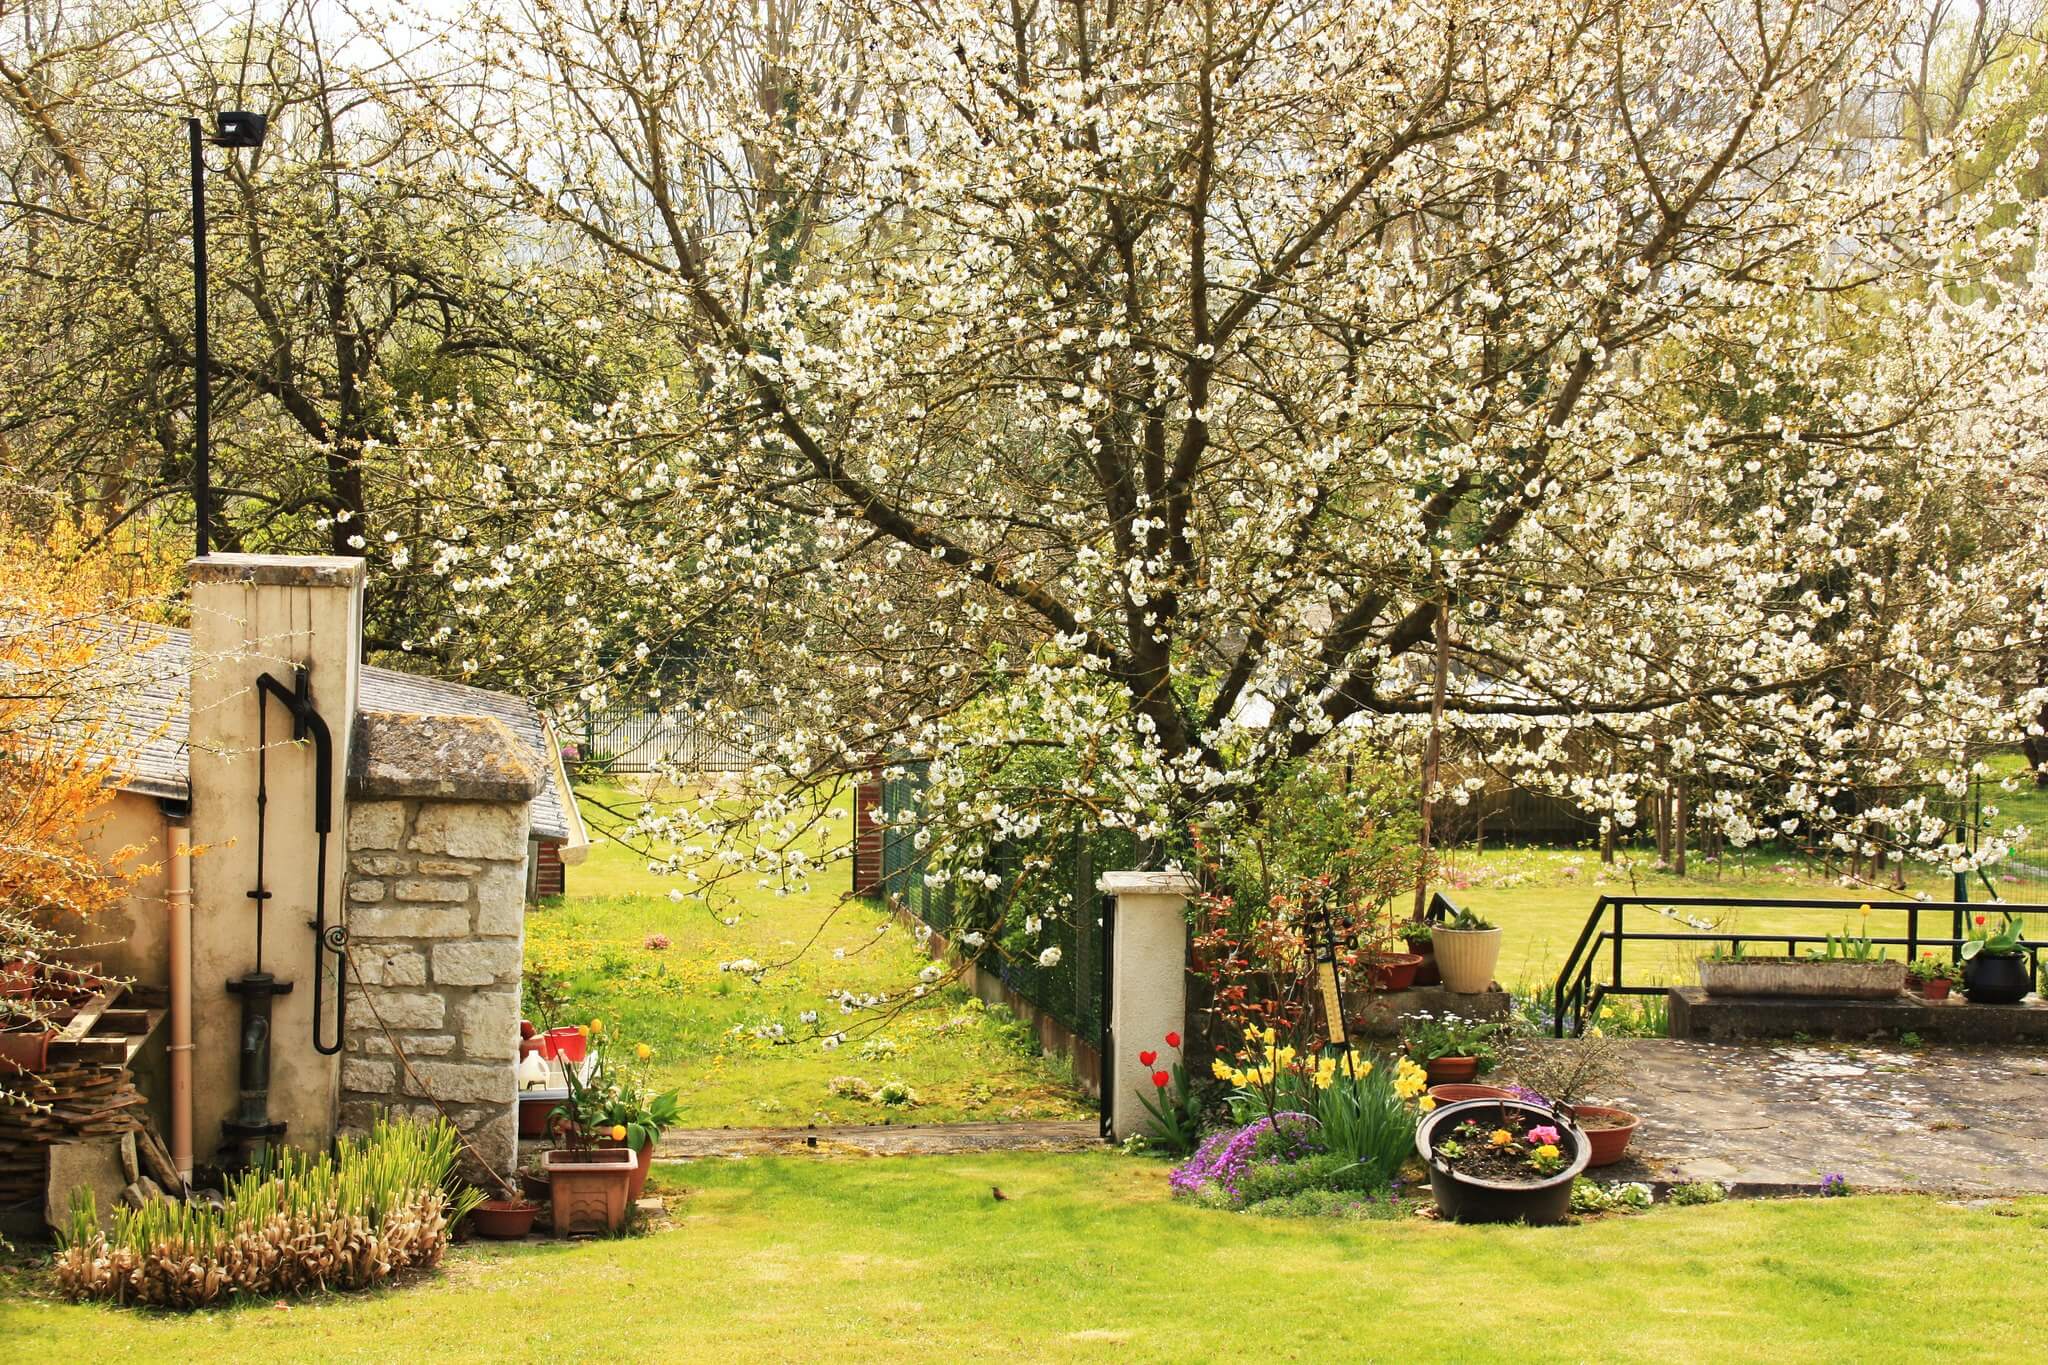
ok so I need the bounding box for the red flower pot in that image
[1919,977,1953,1002]
[1404,939,1442,987]
[0,1027,56,1076]
[469,1199,541,1239]
[1361,952,1423,992]
[1572,1105,1640,1167]
[1424,1055,1480,1086]
[518,1089,568,1138]
[1427,1083,1515,1106]
[543,1027,587,1063]
[600,1139,654,1201]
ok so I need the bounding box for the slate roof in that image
[37,619,576,842]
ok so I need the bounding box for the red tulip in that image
[1976,915,1987,926]
[1138,1050,1158,1067]
[1165,1031,1182,1048]
[1151,1070,1171,1088]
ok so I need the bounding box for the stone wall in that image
[337,712,538,1183]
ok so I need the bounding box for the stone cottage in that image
[55,553,586,1194]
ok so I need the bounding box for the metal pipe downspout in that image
[166,822,195,1182]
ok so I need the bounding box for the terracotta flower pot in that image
[542,1146,636,1235]
[1571,1105,1640,1167]
[0,960,35,998]
[1404,938,1442,987]
[600,1138,655,1201]
[1425,1055,1480,1086]
[518,1089,568,1139]
[1427,1083,1514,1105]
[1915,977,1953,1002]
[470,1199,541,1239]
[1360,952,1423,992]
[1432,926,1503,994]
[0,1027,56,1076]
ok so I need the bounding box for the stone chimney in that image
[186,554,365,1161]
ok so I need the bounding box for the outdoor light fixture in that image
[188,109,267,558]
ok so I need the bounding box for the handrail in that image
[1550,897,2046,1036]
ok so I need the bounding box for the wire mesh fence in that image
[876,761,1128,1047]
[565,709,754,775]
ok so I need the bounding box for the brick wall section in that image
[852,774,884,896]
[339,712,539,1186]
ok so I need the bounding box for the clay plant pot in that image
[1360,952,1423,993]
[0,1026,56,1076]
[542,1146,636,1235]
[470,1199,541,1239]
[1432,926,1504,994]
[600,1138,655,1201]
[518,1089,569,1139]
[1404,938,1442,987]
[1416,1098,1590,1226]
[1424,1055,1480,1086]
[1961,953,2033,1005]
[1570,1105,1640,1168]
[1915,977,1954,1003]
[520,1170,552,1203]
[1427,1083,1515,1106]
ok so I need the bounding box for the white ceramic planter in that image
[1431,926,1503,994]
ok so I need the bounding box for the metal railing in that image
[1551,896,2048,1036]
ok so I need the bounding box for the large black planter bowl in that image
[1415,1099,1590,1226]
[1962,952,2034,1005]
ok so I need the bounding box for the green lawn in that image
[8,1154,2045,1362]
[527,782,1090,1127]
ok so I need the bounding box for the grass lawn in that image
[526,782,1090,1127]
[7,1153,2045,1362]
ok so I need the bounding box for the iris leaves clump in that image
[54,1116,480,1309]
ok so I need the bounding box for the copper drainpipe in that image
[166,822,195,1182]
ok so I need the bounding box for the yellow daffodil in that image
[1229,1070,1248,1087]
[1212,1058,1236,1080]
[1313,1070,1333,1089]
[1419,1096,1437,1112]
[1261,1027,1276,1045]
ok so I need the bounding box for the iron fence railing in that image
[1552,895,2048,1036]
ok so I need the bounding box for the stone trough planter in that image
[1696,957,1906,1000]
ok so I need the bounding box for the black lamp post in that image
[189,110,266,559]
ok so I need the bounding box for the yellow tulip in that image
[635,1043,653,1060]
[589,1018,605,1035]
[610,1124,628,1142]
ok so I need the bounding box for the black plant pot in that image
[1415,1099,1590,1226]
[1961,953,2034,1005]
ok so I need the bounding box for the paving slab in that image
[1588,1040,2048,1196]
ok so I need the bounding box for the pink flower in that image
[1527,1125,1561,1146]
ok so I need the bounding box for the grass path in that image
[8,1154,2045,1362]
[525,783,1090,1127]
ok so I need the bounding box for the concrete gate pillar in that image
[1098,869,1196,1140]
[187,554,364,1161]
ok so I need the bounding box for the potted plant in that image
[1403,1012,1503,1086]
[469,1197,542,1239]
[1960,912,2033,1005]
[1415,1098,1589,1224]
[0,1021,56,1075]
[551,1024,680,1202]
[1397,917,1442,986]
[540,1143,637,1235]
[1906,952,1959,1002]
[1502,1033,1639,1167]
[1356,938,1424,992]
[1431,907,1503,994]
[1696,914,1907,998]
